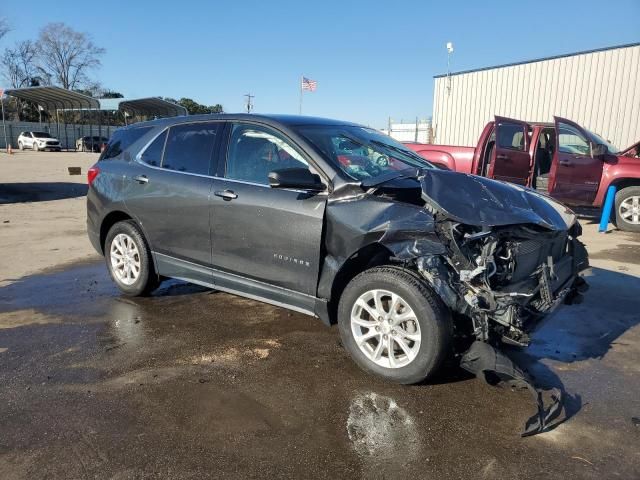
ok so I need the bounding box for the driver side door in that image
[210,122,327,306]
[489,117,532,186]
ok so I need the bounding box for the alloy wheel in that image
[619,195,640,225]
[110,233,141,286]
[350,289,421,369]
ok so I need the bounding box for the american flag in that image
[301,77,317,92]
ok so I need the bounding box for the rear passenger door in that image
[123,122,221,280]
[210,122,327,299]
[489,117,532,186]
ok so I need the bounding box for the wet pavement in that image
[1,259,639,479]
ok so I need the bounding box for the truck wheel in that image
[614,186,640,232]
[338,266,452,384]
[104,220,160,296]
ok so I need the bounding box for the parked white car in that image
[17,131,62,152]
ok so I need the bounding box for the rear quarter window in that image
[100,127,153,160]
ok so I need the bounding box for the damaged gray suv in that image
[87,114,589,385]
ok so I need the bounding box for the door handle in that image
[496,154,509,161]
[559,160,573,167]
[214,189,238,201]
[133,175,149,184]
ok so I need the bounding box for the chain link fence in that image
[1,121,119,150]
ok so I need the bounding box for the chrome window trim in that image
[215,176,328,195]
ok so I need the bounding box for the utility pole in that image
[244,94,254,114]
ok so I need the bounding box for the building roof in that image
[434,42,640,78]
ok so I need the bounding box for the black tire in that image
[33,142,39,152]
[104,220,160,296]
[338,266,452,384]
[18,142,24,151]
[614,186,640,233]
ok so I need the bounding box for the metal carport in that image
[2,86,101,151]
[117,98,187,123]
[1,87,189,151]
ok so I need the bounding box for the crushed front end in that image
[423,219,589,347]
[410,170,590,435]
[412,170,590,348]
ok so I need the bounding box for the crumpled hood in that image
[419,169,576,230]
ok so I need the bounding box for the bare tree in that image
[1,40,41,120]
[35,22,105,90]
[2,40,38,89]
[0,18,9,42]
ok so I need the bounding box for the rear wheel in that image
[104,220,160,296]
[615,186,640,232]
[338,266,452,384]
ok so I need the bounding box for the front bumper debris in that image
[460,341,563,437]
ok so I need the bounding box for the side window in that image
[226,124,309,185]
[140,130,167,167]
[100,127,153,161]
[558,123,590,155]
[162,123,218,175]
[497,122,526,151]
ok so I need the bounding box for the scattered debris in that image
[461,341,564,437]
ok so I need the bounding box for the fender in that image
[594,155,640,206]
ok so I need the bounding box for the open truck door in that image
[488,117,532,186]
[549,117,604,205]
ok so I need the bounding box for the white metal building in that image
[432,43,640,150]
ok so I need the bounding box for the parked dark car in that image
[76,136,109,152]
[87,114,589,384]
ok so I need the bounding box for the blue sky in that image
[1,0,638,127]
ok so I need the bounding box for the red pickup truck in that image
[406,116,640,232]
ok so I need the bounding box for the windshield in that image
[32,132,51,138]
[588,129,619,154]
[297,125,434,182]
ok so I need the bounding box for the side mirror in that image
[592,143,607,158]
[268,168,325,191]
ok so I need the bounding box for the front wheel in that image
[614,186,640,233]
[104,220,160,296]
[18,142,24,150]
[33,142,39,151]
[338,266,452,384]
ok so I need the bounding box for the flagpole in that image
[299,75,303,115]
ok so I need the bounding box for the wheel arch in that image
[610,177,640,193]
[321,242,395,324]
[100,210,161,280]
